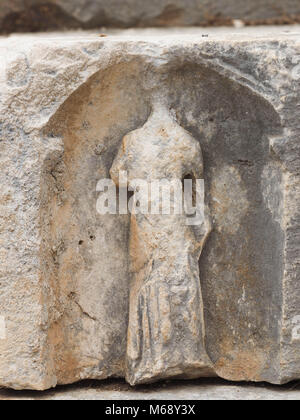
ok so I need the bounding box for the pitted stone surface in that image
[0,27,300,390]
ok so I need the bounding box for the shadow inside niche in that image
[167,62,283,382]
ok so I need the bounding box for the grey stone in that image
[0,379,300,400]
[2,1,300,33]
[0,27,300,390]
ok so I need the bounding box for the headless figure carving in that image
[110,99,213,385]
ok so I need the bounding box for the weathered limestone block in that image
[1,28,300,390]
[2,0,300,33]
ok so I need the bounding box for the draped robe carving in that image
[110,100,213,384]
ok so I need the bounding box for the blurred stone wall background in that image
[1,0,300,33]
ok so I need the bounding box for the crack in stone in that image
[69,293,97,322]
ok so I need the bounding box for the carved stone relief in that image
[110,96,213,384]
[40,59,283,386]
[1,35,300,390]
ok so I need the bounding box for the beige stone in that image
[1,27,300,389]
[111,98,213,384]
